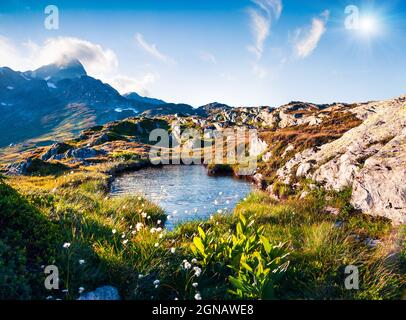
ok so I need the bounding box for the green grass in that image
[0,180,61,299]
[1,169,404,300]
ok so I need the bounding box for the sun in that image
[359,15,379,35]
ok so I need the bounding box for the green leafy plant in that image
[191,214,290,299]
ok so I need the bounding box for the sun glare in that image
[359,16,379,35]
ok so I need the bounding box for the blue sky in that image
[0,0,405,106]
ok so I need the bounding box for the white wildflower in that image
[112,229,117,234]
[170,247,176,254]
[78,287,85,294]
[193,267,202,277]
[79,259,85,265]
[62,243,71,249]
[191,258,197,264]
[192,282,198,288]
[194,292,202,300]
[153,280,160,286]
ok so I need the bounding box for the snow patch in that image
[114,107,139,114]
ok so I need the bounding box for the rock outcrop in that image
[351,128,406,224]
[6,158,32,175]
[276,95,406,224]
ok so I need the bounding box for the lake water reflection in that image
[110,165,254,229]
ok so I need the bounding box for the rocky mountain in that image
[275,95,406,224]
[24,59,87,82]
[0,60,228,149]
[124,92,166,106]
[2,59,406,225]
[2,93,406,225]
[141,103,202,117]
[0,61,149,147]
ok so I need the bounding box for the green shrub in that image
[0,181,61,299]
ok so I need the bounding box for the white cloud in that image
[247,0,282,59]
[0,36,159,95]
[111,72,159,96]
[0,36,27,69]
[294,10,330,58]
[198,51,217,64]
[26,37,119,79]
[135,33,175,64]
[252,0,282,19]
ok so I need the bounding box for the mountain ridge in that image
[0,60,233,148]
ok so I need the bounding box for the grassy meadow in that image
[0,161,404,300]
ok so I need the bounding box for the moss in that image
[106,132,128,142]
[26,158,69,176]
[110,151,141,161]
[110,121,138,136]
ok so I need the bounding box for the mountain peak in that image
[55,57,84,69]
[28,58,87,81]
